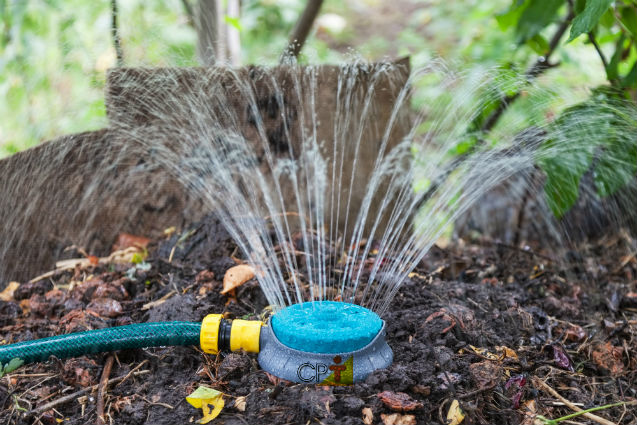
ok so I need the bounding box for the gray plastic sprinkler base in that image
[257,323,393,385]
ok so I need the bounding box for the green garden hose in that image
[0,321,201,366]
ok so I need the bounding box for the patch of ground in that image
[0,214,636,425]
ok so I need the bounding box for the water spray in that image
[0,301,391,384]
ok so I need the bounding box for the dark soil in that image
[1,214,636,425]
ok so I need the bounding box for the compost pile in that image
[0,214,636,425]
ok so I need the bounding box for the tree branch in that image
[281,0,324,62]
[417,10,575,207]
[480,9,574,134]
[588,31,608,70]
[111,0,124,66]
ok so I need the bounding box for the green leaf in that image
[606,33,626,81]
[527,34,550,54]
[496,0,529,31]
[539,146,591,218]
[0,358,24,377]
[594,138,637,197]
[567,0,614,42]
[622,61,637,88]
[619,5,637,38]
[224,15,242,31]
[516,0,565,43]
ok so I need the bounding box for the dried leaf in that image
[377,391,423,412]
[86,298,122,318]
[562,323,587,342]
[469,360,502,389]
[186,386,225,424]
[446,399,465,425]
[520,399,537,425]
[0,281,20,301]
[234,396,246,412]
[592,341,624,375]
[362,407,373,425]
[505,375,527,409]
[551,344,574,372]
[113,233,150,251]
[496,346,519,360]
[381,413,416,425]
[222,265,255,294]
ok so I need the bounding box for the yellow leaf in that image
[0,282,20,302]
[446,399,465,425]
[496,346,519,360]
[186,386,225,424]
[467,345,499,361]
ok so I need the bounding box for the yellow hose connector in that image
[230,320,263,353]
[200,314,263,355]
[200,314,223,354]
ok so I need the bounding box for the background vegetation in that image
[1,0,635,217]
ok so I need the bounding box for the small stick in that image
[532,376,620,425]
[27,370,150,417]
[97,355,115,424]
[114,360,149,388]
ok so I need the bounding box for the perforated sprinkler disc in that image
[258,302,392,384]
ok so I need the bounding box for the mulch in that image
[0,215,636,425]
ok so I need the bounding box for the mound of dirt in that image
[0,215,635,424]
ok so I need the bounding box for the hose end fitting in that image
[200,314,263,355]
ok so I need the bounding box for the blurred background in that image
[2,0,625,158]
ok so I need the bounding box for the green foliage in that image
[568,0,614,42]
[0,358,24,377]
[516,0,565,43]
[493,0,637,218]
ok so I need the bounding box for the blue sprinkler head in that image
[258,301,393,385]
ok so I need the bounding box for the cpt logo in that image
[297,356,353,385]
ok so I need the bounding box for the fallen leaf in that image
[446,399,465,425]
[496,346,519,361]
[551,344,574,372]
[186,386,225,424]
[520,399,537,425]
[0,282,20,301]
[592,341,624,375]
[565,324,587,342]
[113,233,150,251]
[86,298,122,318]
[505,375,527,409]
[222,265,255,294]
[377,391,423,412]
[381,413,416,425]
[265,371,292,386]
[469,360,502,389]
[362,407,373,425]
[234,396,246,412]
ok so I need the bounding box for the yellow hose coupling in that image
[200,314,263,355]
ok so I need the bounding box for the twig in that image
[588,32,609,70]
[532,376,625,425]
[97,355,115,424]
[114,359,149,388]
[281,0,324,61]
[110,0,124,66]
[27,370,150,417]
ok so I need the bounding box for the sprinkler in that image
[0,302,392,384]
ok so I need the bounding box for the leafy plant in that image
[493,0,637,218]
